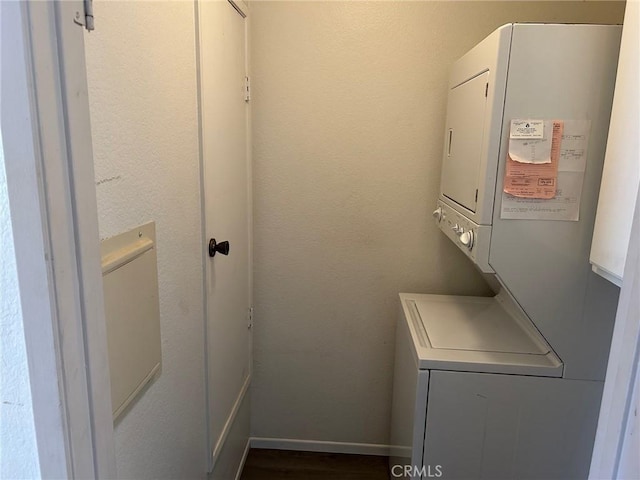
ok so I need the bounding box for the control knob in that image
[459,230,475,250]
[432,207,443,222]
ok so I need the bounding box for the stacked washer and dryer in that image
[390,24,622,479]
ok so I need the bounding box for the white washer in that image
[399,293,561,376]
[390,293,601,480]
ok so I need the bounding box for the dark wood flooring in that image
[239,449,390,480]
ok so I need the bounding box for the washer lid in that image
[413,295,549,355]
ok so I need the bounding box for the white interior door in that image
[199,0,251,469]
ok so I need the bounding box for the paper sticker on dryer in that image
[510,119,545,139]
[501,120,590,221]
[509,120,552,164]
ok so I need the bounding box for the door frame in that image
[4,1,637,478]
[2,1,115,477]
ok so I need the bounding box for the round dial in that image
[460,230,474,249]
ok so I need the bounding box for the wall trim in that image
[210,374,251,470]
[233,438,251,480]
[249,437,390,457]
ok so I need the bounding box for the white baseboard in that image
[249,437,390,457]
[233,438,251,480]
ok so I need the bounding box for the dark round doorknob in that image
[209,238,230,257]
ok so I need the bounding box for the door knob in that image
[209,238,230,257]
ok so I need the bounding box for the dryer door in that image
[441,71,489,213]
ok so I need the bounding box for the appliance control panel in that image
[434,199,494,273]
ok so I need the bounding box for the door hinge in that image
[74,0,95,31]
[247,307,253,329]
[244,76,251,102]
[475,189,479,203]
[485,82,489,98]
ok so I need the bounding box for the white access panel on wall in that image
[101,222,161,420]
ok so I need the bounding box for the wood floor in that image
[239,449,390,480]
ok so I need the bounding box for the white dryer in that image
[390,23,622,480]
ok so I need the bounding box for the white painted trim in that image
[192,0,212,472]
[2,1,115,477]
[211,374,252,469]
[49,2,116,476]
[2,3,71,476]
[591,265,623,288]
[101,237,154,275]
[249,438,391,457]
[589,164,640,478]
[244,0,254,384]
[233,438,252,480]
[228,0,248,18]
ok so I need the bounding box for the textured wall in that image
[250,1,626,445]
[0,137,41,477]
[84,2,205,478]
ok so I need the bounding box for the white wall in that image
[0,133,41,478]
[249,1,626,447]
[84,2,205,478]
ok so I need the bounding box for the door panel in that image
[199,0,251,469]
[440,72,489,212]
[423,371,603,479]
